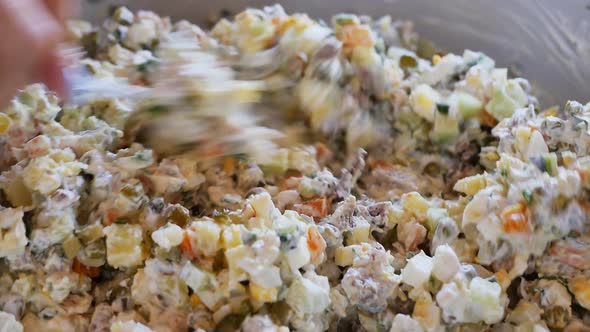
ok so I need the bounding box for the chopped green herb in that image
[132,151,149,161]
[522,190,533,204]
[147,105,169,114]
[241,232,257,244]
[436,103,450,115]
[333,14,357,26]
[399,55,418,70]
[137,60,156,73]
[542,154,558,176]
[113,218,127,224]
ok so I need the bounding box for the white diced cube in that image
[401,251,433,288]
[389,314,423,332]
[286,273,330,314]
[0,208,27,258]
[432,244,460,283]
[151,223,184,250]
[0,310,23,332]
[111,320,153,332]
[247,191,279,222]
[285,236,311,271]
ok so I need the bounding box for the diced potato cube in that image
[221,224,245,249]
[296,78,338,131]
[455,91,482,119]
[345,219,370,245]
[561,151,577,168]
[180,261,216,293]
[187,220,221,257]
[103,224,144,268]
[76,223,104,244]
[288,148,319,176]
[249,282,278,303]
[569,277,590,310]
[246,191,279,223]
[387,205,406,225]
[485,80,528,121]
[412,294,440,330]
[0,113,12,135]
[410,84,440,122]
[453,174,488,196]
[400,192,429,221]
[180,262,223,310]
[22,156,61,195]
[62,235,82,259]
[335,246,355,266]
[425,208,448,234]
[351,46,380,66]
[257,148,289,175]
[1,174,32,207]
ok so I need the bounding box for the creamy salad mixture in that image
[0,5,589,332]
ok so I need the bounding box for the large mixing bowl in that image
[81,0,590,107]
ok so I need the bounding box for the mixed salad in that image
[0,5,589,331]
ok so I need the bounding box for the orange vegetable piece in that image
[315,143,331,160]
[179,231,194,259]
[337,24,374,49]
[369,159,394,170]
[72,259,101,278]
[500,203,529,233]
[307,226,326,264]
[104,208,119,226]
[223,157,237,174]
[578,198,590,213]
[479,110,498,127]
[294,197,328,221]
[281,174,303,191]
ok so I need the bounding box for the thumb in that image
[40,51,67,99]
[42,0,80,23]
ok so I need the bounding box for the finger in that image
[0,0,65,99]
[40,52,67,99]
[0,0,63,78]
[42,0,80,23]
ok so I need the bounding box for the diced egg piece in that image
[151,223,184,250]
[0,311,23,332]
[401,251,433,288]
[286,273,331,314]
[432,244,461,283]
[111,320,153,332]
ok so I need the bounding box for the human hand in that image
[0,0,78,107]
